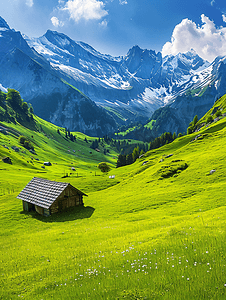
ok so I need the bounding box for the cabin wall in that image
[43,208,51,217]
[23,201,46,216]
[50,186,83,214]
[23,202,50,216]
[23,201,35,212]
[22,186,84,216]
[35,205,44,215]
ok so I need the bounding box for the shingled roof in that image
[17,177,87,209]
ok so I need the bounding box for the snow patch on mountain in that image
[0,83,7,93]
[142,87,166,102]
[2,15,225,134]
[28,31,211,121]
[188,65,213,90]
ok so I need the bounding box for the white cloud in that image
[210,0,215,6]
[51,16,64,27]
[26,0,34,7]
[62,0,108,22]
[223,14,226,23]
[162,14,226,62]
[99,19,108,27]
[119,0,127,4]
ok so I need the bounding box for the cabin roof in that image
[17,177,87,209]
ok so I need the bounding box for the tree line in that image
[116,131,179,168]
[0,89,34,124]
[116,145,145,167]
[149,131,177,150]
[57,128,77,142]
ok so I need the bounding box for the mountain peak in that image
[0,16,10,30]
[44,30,72,46]
[185,48,197,56]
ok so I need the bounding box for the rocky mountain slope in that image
[0,17,117,136]
[25,30,211,122]
[148,55,226,136]
[1,16,226,137]
[26,28,226,135]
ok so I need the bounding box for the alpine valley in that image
[2,13,226,300]
[1,16,226,137]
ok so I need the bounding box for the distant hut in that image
[2,156,12,164]
[17,177,87,217]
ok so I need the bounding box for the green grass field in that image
[1,96,226,299]
[144,120,156,130]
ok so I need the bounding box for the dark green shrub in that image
[98,162,110,172]
[187,126,193,134]
[215,110,222,117]
[18,135,34,150]
[206,115,213,124]
[18,136,26,144]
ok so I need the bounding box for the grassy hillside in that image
[1,95,226,299]
[198,94,226,125]
[0,115,119,173]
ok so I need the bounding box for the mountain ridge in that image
[0,19,117,136]
[1,16,226,137]
[25,28,216,121]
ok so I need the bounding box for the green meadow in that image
[1,95,226,299]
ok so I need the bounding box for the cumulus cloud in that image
[223,14,226,23]
[62,0,108,22]
[26,0,34,7]
[51,16,64,27]
[99,19,108,27]
[162,14,226,62]
[119,0,128,4]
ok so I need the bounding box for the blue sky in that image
[1,0,226,61]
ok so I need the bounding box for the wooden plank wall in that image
[50,186,83,214]
[35,205,44,215]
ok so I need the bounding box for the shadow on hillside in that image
[20,206,95,223]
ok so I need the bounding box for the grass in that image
[144,119,156,129]
[1,98,226,299]
[116,126,139,137]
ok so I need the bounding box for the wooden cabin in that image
[17,177,87,217]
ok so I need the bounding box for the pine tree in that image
[139,149,145,156]
[187,126,193,134]
[126,153,133,165]
[132,146,140,162]
[28,105,34,114]
[193,115,198,126]
[90,139,99,149]
[116,154,126,167]
[22,102,28,114]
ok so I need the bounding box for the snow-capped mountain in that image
[1,15,226,136]
[0,16,9,29]
[0,18,117,136]
[25,30,214,122]
[147,55,226,136]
